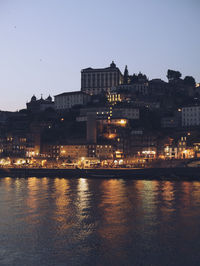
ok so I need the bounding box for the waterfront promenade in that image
[1,166,200,180]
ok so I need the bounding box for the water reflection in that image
[51,178,71,235]
[27,177,40,211]
[1,178,200,266]
[162,181,174,204]
[100,179,126,223]
[191,182,200,206]
[99,179,129,243]
[138,180,157,211]
[75,178,91,227]
[3,177,12,188]
[160,181,175,221]
[54,178,69,211]
[77,178,89,216]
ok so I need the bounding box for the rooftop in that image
[81,61,121,73]
[54,91,89,97]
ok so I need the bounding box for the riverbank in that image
[1,167,200,180]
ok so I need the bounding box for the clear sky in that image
[0,0,199,111]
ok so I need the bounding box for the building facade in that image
[81,61,123,95]
[113,108,139,120]
[182,106,200,127]
[87,144,114,159]
[54,91,91,110]
[60,145,88,159]
[27,95,54,113]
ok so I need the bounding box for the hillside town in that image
[1,62,200,168]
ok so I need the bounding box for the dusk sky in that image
[0,0,199,111]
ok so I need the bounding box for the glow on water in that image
[1,177,200,266]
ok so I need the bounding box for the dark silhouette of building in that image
[26,95,54,113]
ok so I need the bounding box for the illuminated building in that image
[107,91,123,104]
[127,132,158,158]
[60,145,88,159]
[164,146,178,159]
[194,143,200,158]
[0,134,28,157]
[88,144,114,159]
[101,118,128,127]
[141,149,156,159]
[111,71,149,96]
[81,61,123,95]
[96,145,114,159]
[164,135,195,159]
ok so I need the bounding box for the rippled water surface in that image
[1,177,200,266]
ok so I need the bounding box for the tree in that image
[167,69,182,82]
[184,76,196,87]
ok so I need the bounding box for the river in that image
[1,177,200,266]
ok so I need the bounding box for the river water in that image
[1,177,200,266]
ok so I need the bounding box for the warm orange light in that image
[104,133,116,139]
[119,119,126,125]
[142,150,156,155]
[42,160,47,166]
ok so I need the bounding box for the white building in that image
[81,61,123,95]
[54,91,91,110]
[182,106,200,127]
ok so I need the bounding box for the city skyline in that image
[0,0,200,111]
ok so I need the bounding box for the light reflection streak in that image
[162,181,174,204]
[180,182,192,208]
[135,180,144,191]
[74,178,94,242]
[137,180,157,211]
[99,179,128,241]
[52,178,72,233]
[4,177,12,188]
[190,182,200,206]
[158,181,175,221]
[14,178,21,193]
[27,177,40,211]
[54,178,69,211]
[134,180,158,230]
[41,177,48,186]
[77,178,89,218]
